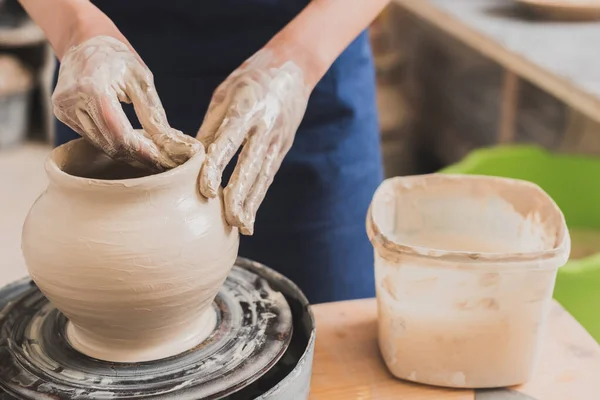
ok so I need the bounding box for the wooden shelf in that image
[0,21,45,48]
[392,0,600,124]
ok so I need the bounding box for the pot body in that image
[22,139,239,363]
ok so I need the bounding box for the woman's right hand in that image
[53,36,201,170]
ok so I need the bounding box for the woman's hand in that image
[197,48,310,235]
[53,36,201,170]
[196,0,389,235]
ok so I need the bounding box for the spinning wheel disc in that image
[0,265,293,400]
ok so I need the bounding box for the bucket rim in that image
[366,174,571,269]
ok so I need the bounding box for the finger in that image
[128,71,202,165]
[196,84,230,147]
[78,111,148,174]
[237,140,284,235]
[52,91,88,138]
[150,127,204,166]
[74,107,111,150]
[164,132,203,166]
[137,126,199,157]
[197,76,263,147]
[128,72,168,134]
[88,93,174,170]
[199,117,248,198]
[101,95,175,170]
[120,130,176,171]
[223,125,272,229]
[60,107,87,139]
[199,92,259,198]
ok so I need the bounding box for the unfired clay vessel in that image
[22,139,239,363]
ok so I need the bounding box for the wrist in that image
[19,0,136,60]
[66,9,125,52]
[264,32,327,90]
[263,0,390,89]
[52,2,127,59]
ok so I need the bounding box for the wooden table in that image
[309,299,600,400]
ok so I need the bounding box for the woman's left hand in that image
[196,49,310,235]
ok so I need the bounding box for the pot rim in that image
[45,138,205,190]
[367,174,570,268]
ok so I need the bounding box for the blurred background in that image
[1,0,600,340]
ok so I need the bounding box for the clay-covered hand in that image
[197,49,310,235]
[53,36,201,170]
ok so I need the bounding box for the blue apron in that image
[55,1,384,304]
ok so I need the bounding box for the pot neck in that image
[45,139,205,198]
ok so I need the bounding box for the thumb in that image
[128,69,203,166]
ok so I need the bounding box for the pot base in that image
[0,258,316,400]
[66,305,218,363]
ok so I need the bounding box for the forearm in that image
[18,0,127,59]
[267,0,390,88]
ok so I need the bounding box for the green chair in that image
[443,146,600,342]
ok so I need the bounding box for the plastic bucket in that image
[443,146,600,342]
[367,174,570,388]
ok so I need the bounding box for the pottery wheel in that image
[0,266,293,400]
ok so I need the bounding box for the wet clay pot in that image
[22,139,239,363]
